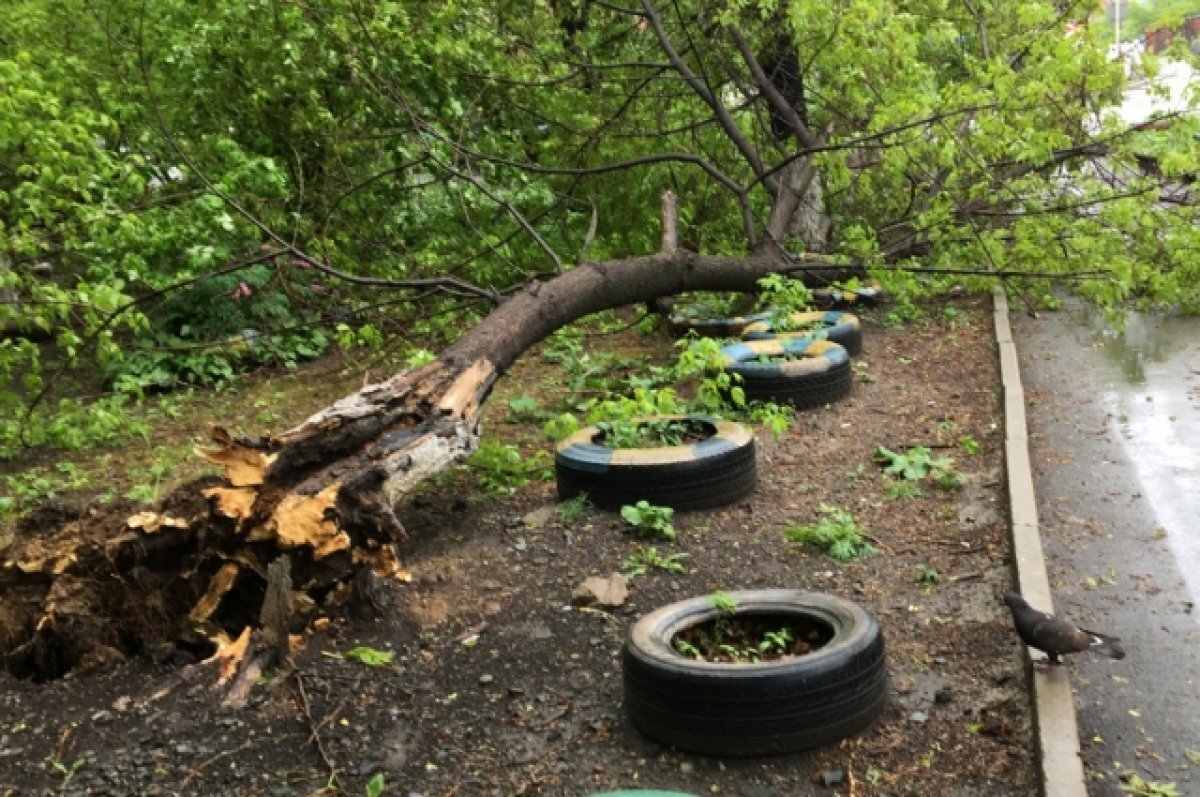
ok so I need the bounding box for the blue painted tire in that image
[740,310,862,356]
[811,283,884,308]
[667,310,771,338]
[721,338,851,409]
[554,415,756,510]
[623,590,887,757]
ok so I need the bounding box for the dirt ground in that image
[0,295,1036,797]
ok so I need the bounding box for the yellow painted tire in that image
[720,338,851,409]
[667,310,772,338]
[740,310,862,356]
[554,415,756,510]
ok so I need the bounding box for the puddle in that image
[1077,306,1200,606]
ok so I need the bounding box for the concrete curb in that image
[993,287,1089,797]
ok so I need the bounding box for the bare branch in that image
[429,155,566,274]
[578,199,599,265]
[640,0,775,193]
[661,190,678,254]
[726,26,817,149]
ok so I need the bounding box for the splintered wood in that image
[198,426,275,486]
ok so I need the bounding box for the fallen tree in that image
[0,197,864,681]
[3,0,1198,681]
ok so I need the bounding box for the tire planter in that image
[740,310,862,356]
[720,338,851,409]
[811,283,884,308]
[555,415,756,510]
[623,590,887,757]
[668,309,772,338]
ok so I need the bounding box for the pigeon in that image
[1002,592,1125,670]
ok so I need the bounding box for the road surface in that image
[1014,302,1200,796]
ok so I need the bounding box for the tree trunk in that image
[0,242,862,680]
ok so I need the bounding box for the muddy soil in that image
[0,296,1035,796]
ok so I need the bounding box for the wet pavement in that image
[1014,301,1200,796]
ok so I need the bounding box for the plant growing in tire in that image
[719,338,852,410]
[554,414,756,510]
[622,589,887,756]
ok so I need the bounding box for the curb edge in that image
[993,287,1089,797]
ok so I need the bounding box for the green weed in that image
[784,504,875,562]
[466,441,552,494]
[620,501,676,541]
[886,482,924,500]
[875,445,964,489]
[915,564,941,585]
[621,546,689,576]
[555,493,591,522]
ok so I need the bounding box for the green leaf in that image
[365,772,387,797]
[340,646,395,667]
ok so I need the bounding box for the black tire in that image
[668,310,771,338]
[623,590,887,757]
[811,284,884,309]
[555,415,756,510]
[721,338,852,409]
[740,310,863,356]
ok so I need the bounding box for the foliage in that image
[875,445,963,489]
[466,441,552,494]
[754,274,816,332]
[673,592,803,663]
[784,504,875,562]
[1118,776,1180,797]
[365,773,387,797]
[621,546,689,577]
[886,481,924,501]
[324,646,396,668]
[877,445,940,479]
[915,564,941,585]
[708,590,739,616]
[620,500,677,541]
[3,0,1200,464]
[595,417,699,449]
[1120,0,1199,40]
[0,394,149,460]
[506,393,542,421]
[555,493,591,522]
[668,291,748,320]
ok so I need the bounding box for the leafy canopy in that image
[1,0,1198,458]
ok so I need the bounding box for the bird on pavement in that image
[1002,592,1125,670]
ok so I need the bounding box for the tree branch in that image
[640,0,775,193]
[726,26,817,150]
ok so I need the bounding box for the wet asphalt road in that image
[1013,301,1200,796]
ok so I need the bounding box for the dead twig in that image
[292,671,341,787]
[180,740,255,789]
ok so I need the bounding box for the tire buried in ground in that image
[740,310,863,356]
[622,590,887,757]
[554,415,756,510]
[721,337,851,409]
